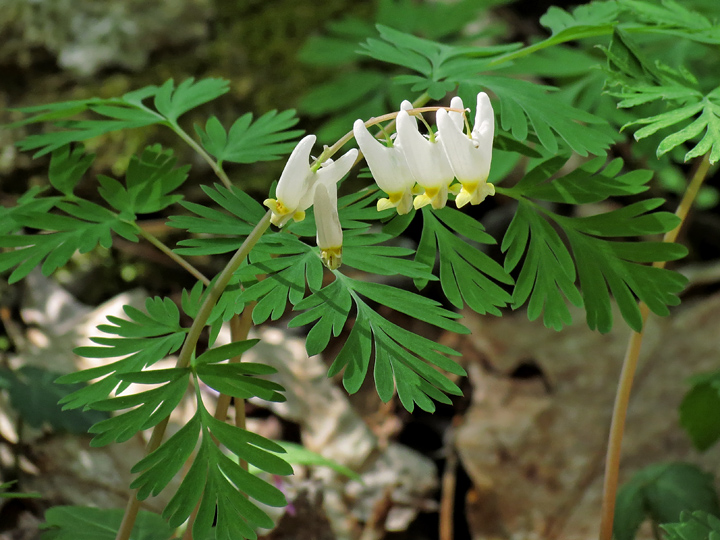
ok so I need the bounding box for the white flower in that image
[264,134,358,227]
[396,101,455,210]
[436,93,495,208]
[313,182,343,270]
[353,119,415,215]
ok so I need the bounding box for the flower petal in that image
[396,110,453,189]
[353,119,415,205]
[314,183,343,270]
[315,148,358,188]
[276,134,316,207]
[448,96,464,131]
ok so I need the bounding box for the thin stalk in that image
[115,211,272,540]
[485,23,674,68]
[170,122,233,190]
[136,226,210,286]
[324,93,433,160]
[599,153,712,540]
[214,305,256,427]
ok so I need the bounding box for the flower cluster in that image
[355,92,495,213]
[263,92,495,270]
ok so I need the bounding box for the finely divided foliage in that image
[5,0,717,537]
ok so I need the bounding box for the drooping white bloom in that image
[436,92,495,208]
[353,119,415,215]
[264,134,358,227]
[396,101,455,210]
[313,182,343,270]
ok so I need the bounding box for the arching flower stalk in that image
[265,91,495,270]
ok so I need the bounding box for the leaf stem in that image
[169,122,233,190]
[136,225,210,285]
[114,211,272,540]
[598,153,712,540]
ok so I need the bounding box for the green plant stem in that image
[170,122,233,190]
[136,226,210,285]
[598,153,712,540]
[114,211,273,540]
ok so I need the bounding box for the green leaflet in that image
[57,297,188,409]
[604,29,720,164]
[9,78,227,157]
[617,0,720,44]
[502,200,583,331]
[40,506,173,540]
[196,363,286,403]
[152,78,230,124]
[48,144,95,196]
[233,235,323,325]
[299,71,387,116]
[169,183,266,256]
[143,404,290,540]
[663,511,720,540]
[0,186,59,235]
[415,206,514,316]
[0,199,138,284]
[539,2,620,36]
[0,143,190,283]
[290,273,467,413]
[97,145,188,218]
[194,109,303,165]
[0,366,108,434]
[500,157,688,332]
[0,481,41,500]
[87,370,190,447]
[459,77,614,156]
[679,371,720,451]
[614,463,720,540]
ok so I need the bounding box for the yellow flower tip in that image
[321,246,342,270]
[377,192,413,214]
[413,193,432,210]
[292,210,306,222]
[377,198,397,212]
[449,183,462,195]
[455,190,472,208]
[263,198,278,211]
[265,198,299,227]
[411,184,424,195]
[455,182,496,209]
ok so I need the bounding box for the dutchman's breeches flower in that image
[437,93,495,208]
[264,134,357,270]
[353,119,415,215]
[313,182,343,270]
[264,134,358,228]
[396,102,455,210]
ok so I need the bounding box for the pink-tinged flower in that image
[436,93,495,208]
[264,135,358,227]
[396,101,455,210]
[353,119,415,215]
